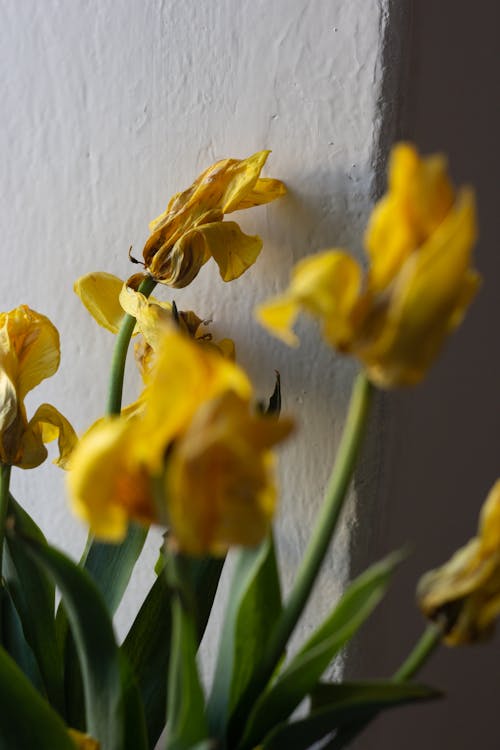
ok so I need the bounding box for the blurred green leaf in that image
[208,535,281,739]
[5,495,65,715]
[0,645,74,750]
[14,531,147,750]
[83,524,147,615]
[123,555,223,748]
[166,579,209,750]
[262,681,441,749]
[1,586,44,694]
[237,552,402,749]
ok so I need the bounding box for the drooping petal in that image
[20,402,78,469]
[191,221,263,282]
[418,481,500,645]
[74,272,128,334]
[229,177,287,211]
[257,250,361,348]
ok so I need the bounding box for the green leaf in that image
[13,530,148,750]
[0,645,74,750]
[4,495,65,715]
[1,586,44,694]
[208,535,281,739]
[262,681,441,749]
[166,588,209,750]
[83,523,148,615]
[237,552,402,750]
[123,556,223,748]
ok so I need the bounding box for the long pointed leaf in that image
[237,552,402,749]
[123,556,223,747]
[0,645,74,750]
[13,531,147,750]
[4,495,65,715]
[262,681,441,749]
[208,535,281,739]
[83,524,148,615]
[166,593,209,750]
[1,586,44,694]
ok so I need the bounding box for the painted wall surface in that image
[0,0,391,672]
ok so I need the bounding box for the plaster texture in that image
[0,0,394,691]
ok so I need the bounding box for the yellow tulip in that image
[257,143,479,387]
[68,330,292,552]
[142,150,286,288]
[0,306,77,469]
[74,272,235,376]
[418,480,500,645]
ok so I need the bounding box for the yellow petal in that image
[146,228,211,288]
[166,391,292,555]
[74,272,127,334]
[0,306,60,400]
[362,190,478,387]
[479,480,500,553]
[256,295,301,347]
[67,418,154,541]
[220,150,270,212]
[68,729,100,749]
[365,143,455,292]
[119,285,173,349]
[229,177,287,211]
[192,221,263,282]
[139,330,252,472]
[24,403,78,469]
[257,250,361,348]
[0,370,18,435]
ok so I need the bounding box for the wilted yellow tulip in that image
[418,480,500,645]
[142,150,286,288]
[74,271,234,377]
[68,330,292,553]
[257,143,479,387]
[0,306,77,469]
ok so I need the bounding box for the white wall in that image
[0,0,394,677]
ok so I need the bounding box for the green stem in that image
[393,621,443,682]
[106,274,157,415]
[230,372,373,741]
[80,274,157,566]
[328,622,444,749]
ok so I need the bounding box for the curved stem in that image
[106,274,157,415]
[393,621,443,682]
[231,372,373,741]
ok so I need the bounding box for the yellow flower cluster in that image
[257,143,479,387]
[418,480,500,645]
[68,329,292,555]
[0,305,76,469]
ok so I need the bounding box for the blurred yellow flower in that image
[142,150,286,288]
[0,306,77,469]
[418,480,500,645]
[68,728,100,749]
[257,143,479,387]
[68,330,292,553]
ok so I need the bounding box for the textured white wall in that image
[0,0,393,666]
